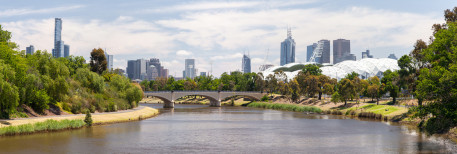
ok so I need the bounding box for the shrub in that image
[260,95,269,102]
[84,110,93,126]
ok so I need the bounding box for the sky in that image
[1,0,456,77]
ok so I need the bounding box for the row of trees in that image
[0,25,143,119]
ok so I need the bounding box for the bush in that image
[84,111,93,126]
[89,105,96,113]
[260,95,269,102]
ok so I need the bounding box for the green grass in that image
[247,102,322,113]
[0,119,85,136]
[345,104,404,116]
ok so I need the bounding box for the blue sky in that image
[1,0,456,77]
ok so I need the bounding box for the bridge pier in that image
[209,100,221,107]
[163,100,174,108]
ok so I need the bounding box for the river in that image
[0,104,455,153]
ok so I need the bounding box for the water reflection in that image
[0,104,454,153]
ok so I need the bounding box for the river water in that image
[0,104,455,153]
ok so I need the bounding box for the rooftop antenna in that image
[287,26,292,38]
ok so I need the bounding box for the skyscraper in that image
[242,54,251,73]
[184,59,196,79]
[26,45,35,55]
[105,51,113,71]
[333,39,351,64]
[320,40,330,64]
[200,72,207,77]
[306,43,317,62]
[280,28,295,66]
[52,18,70,58]
[126,59,146,80]
[64,44,70,58]
[362,50,373,59]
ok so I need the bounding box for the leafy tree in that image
[337,78,356,106]
[302,64,322,76]
[288,79,301,103]
[0,78,19,119]
[89,48,107,74]
[381,70,400,104]
[412,7,457,134]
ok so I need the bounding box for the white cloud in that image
[2,1,444,77]
[176,50,192,56]
[0,5,85,17]
[210,53,243,60]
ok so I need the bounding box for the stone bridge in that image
[144,91,265,108]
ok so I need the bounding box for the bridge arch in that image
[144,91,265,108]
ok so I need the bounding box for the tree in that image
[266,74,277,96]
[337,78,356,106]
[382,70,400,104]
[412,7,457,134]
[0,78,19,119]
[89,48,107,75]
[302,64,322,76]
[288,79,301,103]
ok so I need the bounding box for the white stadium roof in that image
[262,58,400,80]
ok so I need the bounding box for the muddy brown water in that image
[0,104,455,153]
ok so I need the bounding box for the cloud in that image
[142,1,260,13]
[2,1,444,77]
[176,50,192,56]
[0,5,85,17]
[210,53,243,60]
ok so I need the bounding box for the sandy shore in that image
[0,106,159,127]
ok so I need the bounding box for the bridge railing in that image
[144,90,263,93]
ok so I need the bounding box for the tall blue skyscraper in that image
[280,28,295,66]
[306,43,317,62]
[26,45,35,55]
[242,54,251,73]
[52,18,69,58]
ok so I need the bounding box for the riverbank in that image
[246,98,457,144]
[0,106,159,135]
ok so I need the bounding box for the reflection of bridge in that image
[144,91,265,108]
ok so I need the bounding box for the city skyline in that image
[1,0,456,77]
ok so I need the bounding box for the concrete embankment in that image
[0,106,159,128]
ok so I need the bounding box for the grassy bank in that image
[0,106,159,136]
[247,102,322,113]
[0,119,84,136]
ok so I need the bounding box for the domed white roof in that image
[261,58,400,80]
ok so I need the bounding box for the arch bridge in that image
[144,91,265,108]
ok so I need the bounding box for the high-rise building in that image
[184,59,196,79]
[280,28,295,66]
[146,65,159,81]
[105,52,113,71]
[320,40,330,64]
[333,39,351,64]
[127,60,136,79]
[362,50,373,59]
[200,72,207,77]
[64,45,70,58]
[126,59,146,80]
[52,18,69,58]
[306,43,317,62]
[26,45,35,55]
[242,54,251,73]
[388,54,398,60]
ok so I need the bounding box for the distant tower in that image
[280,27,295,66]
[26,45,35,55]
[242,53,251,73]
[52,18,70,58]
